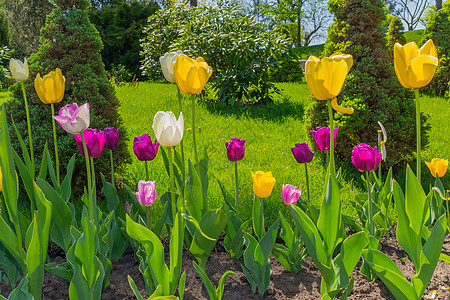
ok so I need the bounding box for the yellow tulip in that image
[173,55,213,95]
[394,39,439,89]
[9,58,29,81]
[251,170,276,198]
[305,53,354,114]
[425,158,448,178]
[34,68,66,104]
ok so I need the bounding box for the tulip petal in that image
[34,74,47,104]
[425,161,437,177]
[174,55,197,94]
[318,57,348,98]
[419,39,437,57]
[406,55,438,88]
[331,97,354,114]
[394,43,412,88]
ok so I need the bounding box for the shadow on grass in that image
[200,95,306,122]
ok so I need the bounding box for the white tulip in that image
[159,50,184,83]
[152,111,184,147]
[377,121,387,161]
[9,58,29,81]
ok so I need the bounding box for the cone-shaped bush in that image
[305,0,428,168]
[5,0,130,193]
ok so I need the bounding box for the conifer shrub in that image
[422,5,450,96]
[387,16,406,53]
[304,0,427,168]
[5,0,130,192]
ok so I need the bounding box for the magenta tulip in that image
[282,184,301,205]
[133,134,159,161]
[351,143,382,172]
[53,103,90,135]
[226,138,245,162]
[310,127,339,151]
[73,129,106,158]
[136,180,157,207]
[125,201,131,213]
[291,143,314,163]
[104,127,120,150]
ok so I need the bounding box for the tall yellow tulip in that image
[305,53,354,114]
[34,68,66,104]
[173,56,213,95]
[425,158,448,178]
[394,40,438,89]
[251,171,276,198]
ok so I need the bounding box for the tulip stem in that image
[260,197,264,238]
[90,157,97,205]
[20,82,34,173]
[177,88,185,183]
[366,171,374,236]
[145,160,149,181]
[327,99,335,176]
[415,89,421,183]
[146,206,150,229]
[110,149,115,186]
[168,147,176,224]
[446,190,449,231]
[304,163,311,210]
[234,161,239,217]
[51,103,60,185]
[81,132,94,222]
[377,130,382,181]
[191,94,199,173]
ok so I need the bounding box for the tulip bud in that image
[351,143,382,172]
[310,127,339,151]
[133,133,159,161]
[425,158,448,178]
[251,170,276,198]
[125,201,131,213]
[160,50,185,83]
[291,143,314,163]
[34,68,66,104]
[136,180,157,207]
[104,127,120,150]
[152,111,184,147]
[53,103,90,135]
[226,138,245,162]
[9,58,29,81]
[173,55,213,94]
[73,129,106,158]
[282,184,301,205]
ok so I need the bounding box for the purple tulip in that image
[351,143,382,172]
[104,127,120,150]
[53,103,90,135]
[282,184,301,205]
[125,201,131,213]
[310,127,339,151]
[133,134,159,161]
[291,143,314,163]
[73,129,106,158]
[136,180,157,207]
[226,138,245,162]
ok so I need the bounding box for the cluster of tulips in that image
[0,38,448,300]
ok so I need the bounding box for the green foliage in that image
[140,0,291,105]
[5,3,130,194]
[422,5,450,96]
[89,0,158,78]
[306,0,423,168]
[0,8,10,47]
[269,50,304,83]
[387,16,405,53]
[192,261,236,300]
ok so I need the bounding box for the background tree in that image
[0,0,54,56]
[305,0,425,168]
[385,0,431,30]
[5,0,130,191]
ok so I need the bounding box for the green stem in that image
[377,130,382,181]
[191,94,199,173]
[415,89,421,183]
[327,99,335,176]
[90,157,98,225]
[366,171,374,236]
[20,82,34,172]
[146,206,150,229]
[145,160,149,181]
[81,132,93,222]
[260,197,264,238]
[51,103,60,185]
[109,149,115,186]
[177,88,185,183]
[446,190,449,231]
[235,161,239,217]
[304,163,311,210]
[168,147,176,224]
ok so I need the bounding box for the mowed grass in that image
[116,81,450,224]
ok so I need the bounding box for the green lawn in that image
[116,82,449,224]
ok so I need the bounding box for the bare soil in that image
[1,233,450,299]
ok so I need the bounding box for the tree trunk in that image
[297,14,301,47]
[436,0,442,11]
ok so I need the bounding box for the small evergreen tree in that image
[5,0,130,191]
[387,15,406,53]
[422,5,450,96]
[304,0,426,168]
